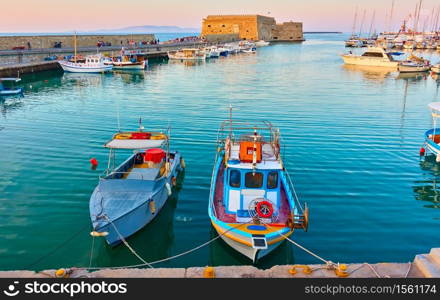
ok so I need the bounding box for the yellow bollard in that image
[55,268,69,278]
[335,264,349,277]
[203,266,215,278]
[288,265,312,276]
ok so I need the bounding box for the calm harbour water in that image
[1,34,439,271]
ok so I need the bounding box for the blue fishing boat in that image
[422,102,440,161]
[0,78,23,97]
[89,121,184,246]
[208,110,309,262]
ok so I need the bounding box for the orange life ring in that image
[256,201,273,218]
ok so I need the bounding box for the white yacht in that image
[59,54,113,73]
[341,47,400,68]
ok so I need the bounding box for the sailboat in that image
[59,32,113,73]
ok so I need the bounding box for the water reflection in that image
[396,72,429,81]
[341,65,396,82]
[62,73,104,88]
[415,155,440,210]
[113,71,145,84]
[167,60,206,67]
[0,98,24,117]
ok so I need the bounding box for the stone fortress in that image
[201,15,304,43]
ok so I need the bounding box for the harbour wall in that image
[0,34,155,50]
[0,41,211,77]
[1,248,439,278]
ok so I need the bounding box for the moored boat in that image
[59,54,113,73]
[208,111,308,262]
[167,48,206,60]
[422,103,440,162]
[0,77,23,97]
[89,121,184,245]
[255,40,270,47]
[398,54,430,73]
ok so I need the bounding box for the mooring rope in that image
[103,215,154,268]
[77,222,248,271]
[24,223,90,270]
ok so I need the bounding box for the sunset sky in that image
[1,0,440,33]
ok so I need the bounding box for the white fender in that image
[165,182,172,196]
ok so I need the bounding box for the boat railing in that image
[100,171,154,180]
[283,167,305,215]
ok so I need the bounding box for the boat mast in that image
[389,0,395,33]
[351,6,358,37]
[368,10,376,39]
[358,9,366,38]
[74,31,77,63]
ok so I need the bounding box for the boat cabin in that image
[361,47,395,61]
[213,124,291,224]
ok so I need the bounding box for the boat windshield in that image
[245,172,263,188]
[361,52,384,57]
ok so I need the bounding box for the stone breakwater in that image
[0,248,439,278]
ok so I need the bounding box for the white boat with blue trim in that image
[0,78,23,97]
[208,111,308,262]
[422,103,440,162]
[89,121,184,246]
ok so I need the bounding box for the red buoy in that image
[90,158,98,166]
[420,148,426,156]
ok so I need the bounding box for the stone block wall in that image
[271,22,304,41]
[0,34,155,50]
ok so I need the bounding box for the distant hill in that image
[96,25,200,33]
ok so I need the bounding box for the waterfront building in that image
[201,15,304,42]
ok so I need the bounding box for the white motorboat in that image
[205,47,220,58]
[167,48,206,60]
[255,40,270,47]
[341,47,400,68]
[432,64,440,74]
[59,55,113,73]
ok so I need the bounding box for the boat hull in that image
[398,65,430,73]
[112,61,146,70]
[59,61,113,73]
[341,55,399,68]
[0,88,23,96]
[212,220,289,262]
[425,128,440,156]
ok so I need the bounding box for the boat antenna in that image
[139,117,144,131]
[229,104,233,139]
[116,98,121,132]
[252,128,257,174]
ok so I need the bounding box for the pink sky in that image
[1,0,439,32]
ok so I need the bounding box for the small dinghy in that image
[208,110,308,262]
[0,78,23,97]
[89,121,184,246]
